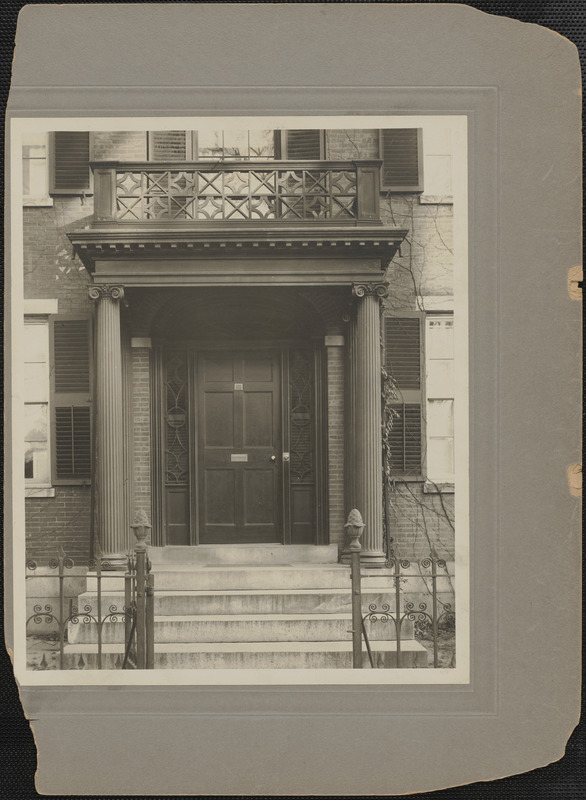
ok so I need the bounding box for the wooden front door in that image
[197,349,282,543]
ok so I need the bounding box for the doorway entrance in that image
[150,286,332,548]
[197,349,282,543]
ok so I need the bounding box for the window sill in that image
[25,486,56,498]
[23,196,54,207]
[419,194,453,205]
[423,481,455,494]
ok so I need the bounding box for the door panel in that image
[243,392,273,446]
[205,470,236,525]
[165,486,190,546]
[197,350,282,543]
[244,469,276,525]
[204,392,235,447]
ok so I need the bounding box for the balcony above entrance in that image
[67,159,408,278]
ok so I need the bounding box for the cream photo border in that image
[10,114,469,686]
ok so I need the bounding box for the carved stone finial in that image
[131,510,152,552]
[88,285,125,302]
[344,508,365,552]
[352,283,388,299]
[134,509,150,527]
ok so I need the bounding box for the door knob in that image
[270,455,277,462]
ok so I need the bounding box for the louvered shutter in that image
[148,131,189,160]
[380,129,423,191]
[282,130,323,159]
[384,316,423,475]
[51,132,92,194]
[51,318,93,484]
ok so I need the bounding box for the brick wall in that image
[382,195,453,311]
[92,131,147,161]
[131,346,152,524]
[326,342,345,547]
[23,199,94,312]
[386,482,455,561]
[25,486,92,563]
[325,129,379,160]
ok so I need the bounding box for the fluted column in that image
[353,283,387,567]
[89,285,126,569]
[345,312,358,513]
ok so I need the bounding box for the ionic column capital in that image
[352,282,388,299]
[88,285,125,302]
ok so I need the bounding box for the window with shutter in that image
[51,318,93,484]
[384,315,424,476]
[379,129,423,192]
[278,130,324,160]
[50,132,92,194]
[148,131,193,160]
[148,130,275,160]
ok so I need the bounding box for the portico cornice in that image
[68,226,408,273]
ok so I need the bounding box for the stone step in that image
[63,639,429,669]
[87,564,362,592]
[68,612,413,645]
[86,566,454,595]
[149,544,339,566]
[74,587,398,617]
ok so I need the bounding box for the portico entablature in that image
[68,227,408,286]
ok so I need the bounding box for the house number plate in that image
[234,383,244,390]
[231,453,248,462]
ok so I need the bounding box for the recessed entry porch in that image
[145,287,334,549]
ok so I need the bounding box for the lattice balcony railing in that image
[92,160,382,225]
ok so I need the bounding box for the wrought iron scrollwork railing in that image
[93,160,382,225]
[346,512,455,670]
[25,544,154,671]
[359,549,455,669]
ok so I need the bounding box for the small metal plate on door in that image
[231,453,248,462]
[234,383,243,391]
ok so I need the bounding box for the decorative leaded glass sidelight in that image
[290,349,314,482]
[161,350,190,545]
[165,351,189,484]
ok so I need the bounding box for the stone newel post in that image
[89,284,126,569]
[352,283,387,567]
[345,509,365,668]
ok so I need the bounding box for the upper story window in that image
[198,129,276,160]
[22,132,52,206]
[148,130,277,161]
[50,132,93,195]
[379,129,423,192]
[23,131,92,202]
[147,129,325,161]
[275,130,324,160]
